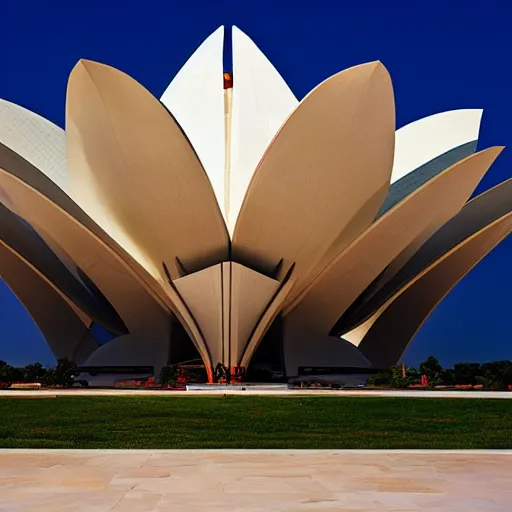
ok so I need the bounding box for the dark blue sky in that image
[1,0,511,367]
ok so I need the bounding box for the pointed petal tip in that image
[366,60,391,78]
[486,145,505,155]
[71,59,106,77]
[204,25,224,41]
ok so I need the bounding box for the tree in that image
[478,361,512,390]
[0,364,24,384]
[42,359,77,388]
[453,362,481,385]
[159,365,178,387]
[367,366,410,388]
[367,370,392,387]
[23,363,47,383]
[439,368,455,386]
[390,365,409,388]
[419,356,443,383]
[405,366,421,385]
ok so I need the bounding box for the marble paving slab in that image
[0,450,510,511]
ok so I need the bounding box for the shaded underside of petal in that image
[160,26,226,215]
[239,265,296,369]
[357,212,512,368]
[0,242,97,363]
[338,176,512,335]
[232,61,396,309]
[390,109,483,185]
[366,141,481,296]
[283,147,503,351]
[66,60,228,281]
[0,99,68,191]
[228,26,299,233]
[0,141,215,378]
[378,140,478,217]
[173,264,224,367]
[0,167,172,351]
[0,203,127,335]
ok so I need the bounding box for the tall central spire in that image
[224,72,233,223]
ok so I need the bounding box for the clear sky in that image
[1,0,511,368]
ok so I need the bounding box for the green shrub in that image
[367,371,392,387]
[159,365,178,387]
[42,359,77,388]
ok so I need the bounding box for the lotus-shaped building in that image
[0,26,510,382]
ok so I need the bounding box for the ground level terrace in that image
[0,449,511,511]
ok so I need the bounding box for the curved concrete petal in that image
[160,27,226,213]
[0,142,215,380]
[0,204,127,334]
[173,264,224,367]
[233,61,395,308]
[174,262,279,369]
[239,265,296,369]
[283,147,502,352]
[82,333,169,372]
[379,141,478,217]
[228,26,299,233]
[0,243,96,363]
[357,212,512,368]
[0,167,173,367]
[66,59,229,281]
[391,109,482,185]
[0,99,68,191]
[338,177,512,336]
[229,262,280,367]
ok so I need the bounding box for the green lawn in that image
[0,395,511,449]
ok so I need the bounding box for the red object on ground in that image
[144,377,155,388]
[421,375,428,387]
[231,366,245,384]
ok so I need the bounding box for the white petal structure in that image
[390,109,482,185]
[160,27,226,215]
[366,110,483,294]
[0,167,173,373]
[67,59,229,281]
[174,262,279,368]
[233,61,395,309]
[340,178,512,345]
[0,28,507,383]
[357,212,512,368]
[282,147,502,358]
[228,26,298,233]
[0,99,68,192]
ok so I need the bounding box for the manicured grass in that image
[0,396,511,449]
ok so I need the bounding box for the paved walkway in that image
[2,388,512,398]
[0,450,510,511]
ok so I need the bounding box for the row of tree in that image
[3,356,512,390]
[0,359,78,387]
[368,356,512,391]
